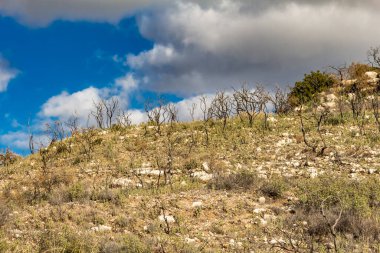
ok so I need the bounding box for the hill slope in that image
[1,111,380,252]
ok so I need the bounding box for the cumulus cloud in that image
[39,87,101,123]
[124,0,380,95]
[0,56,18,92]
[38,73,140,126]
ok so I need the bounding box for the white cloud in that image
[38,73,139,126]
[0,131,30,150]
[125,1,380,95]
[0,56,18,92]
[39,87,101,122]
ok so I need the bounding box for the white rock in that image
[253,208,266,214]
[185,237,198,244]
[326,93,337,102]
[158,215,175,223]
[342,79,357,86]
[258,197,266,204]
[365,71,378,79]
[276,138,292,147]
[111,178,132,188]
[193,171,213,181]
[91,225,112,232]
[138,168,162,176]
[192,201,203,208]
[368,168,377,174]
[202,162,210,171]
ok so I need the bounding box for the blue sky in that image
[0,0,378,154]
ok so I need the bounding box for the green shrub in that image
[289,71,335,106]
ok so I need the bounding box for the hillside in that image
[1,100,380,252]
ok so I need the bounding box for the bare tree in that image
[256,85,271,130]
[298,98,330,156]
[233,86,258,126]
[371,92,380,132]
[165,103,178,128]
[188,103,197,122]
[91,100,105,129]
[210,91,232,131]
[145,96,168,135]
[367,46,380,67]
[65,115,80,136]
[27,118,35,154]
[103,97,119,128]
[117,109,132,127]
[45,120,65,144]
[270,85,290,115]
[199,95,212,146]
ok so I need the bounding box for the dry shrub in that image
[208,171,258,190]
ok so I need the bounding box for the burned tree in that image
[210,91,232,131]
[270,86,290,115]
[45,120,66,144]
[145,96,168,135]
[367,46,380,67]
[199,95,212,146]
[165,103,178,128]
[233,86,259,127]
[117,109,132,127]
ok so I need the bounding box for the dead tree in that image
[233,86,259,127]
[45,120,65,144]
[65,115,80,136]
[188,103,197,122]
[298,100,330,156]
[145,96,168,135]
[348,82,367,135]
[321,197,343,253]
[165,103,178,128]
[117,109,132,127]
[187,103,197,154]
[210,91,232,131]
[367,46,380,67]
[371,92,380,132]
[330,64,349,120]
[270,85,290,115]
[256,85,271,130]
[199,95,212,146]
[103,97,119,128]
[91,100,105,129]
[27,119,35,154]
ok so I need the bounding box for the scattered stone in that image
[111,178,132,188]
[193,171,213,181]
[158,215,175,223]
[258,197,266,204]
[192,201,203,208]
[91,225,112,232]
[202,162,210,171]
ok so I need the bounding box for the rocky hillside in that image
[0,101,380,253]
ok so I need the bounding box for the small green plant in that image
[288,70,335,106]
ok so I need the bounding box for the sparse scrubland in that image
[1,51,380,252]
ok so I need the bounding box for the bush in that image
[260,177,288,199]
[291,176,380,240]
[208,171,258,190]
[288,70,335,106]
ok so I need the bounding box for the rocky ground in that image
[0,110,380,252]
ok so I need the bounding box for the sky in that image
[0,0,379,154]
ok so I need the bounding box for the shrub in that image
[291,176,380,239]
[208,171,258,190]
[260,177,288,199]
[288,70,335,106]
